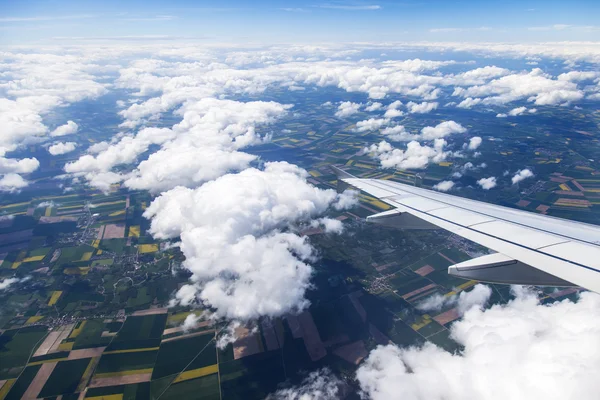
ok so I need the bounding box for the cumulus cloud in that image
[335,101,361,118]
[143,162,353,321]
[465,136,482,150]
[512,169,534,184]
[357,288,600,400]
[0,156,39,174]
[452,68,584,106]
[365,102,383,112]
[48,142,77,155]
[355,118,390,132]
[432,180,455,192]
[507,106,527,116]
[0,173,29,192]
[417,284,492,314]
[267,368,340,400]
[456,97,482,109]
[67,99,290,192]
[406,101,438,114]
[51,121,79,137]
[420,121,466,140]
[477,176,497,190]
[366,139,449,170]
[381,125,418,142]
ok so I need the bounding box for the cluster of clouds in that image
[0,50,107,191]
[66,99,291,192]
[365,139,450,170]
[275,286,600,400]
[144,162,356,321]
[356,287,600,400]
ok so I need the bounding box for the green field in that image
[0,325,47,378]
[4,364,41,400]
[38,358,91,397]
[152,332,216,380]
[95,350,159,374]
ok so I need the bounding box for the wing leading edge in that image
[333,167,600,294]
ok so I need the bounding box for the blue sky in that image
[1,0,599,44]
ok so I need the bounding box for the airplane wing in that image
[333,166,600,293]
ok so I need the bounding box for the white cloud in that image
[511,169,534,184]
[508,106,527,116]
[335,101,361,118]
[381,125,419,142]
[420,121,466,140]
[267,368,340,400]
[456,97,482,109]
[466,136,482,150]
[365,102,383,111]
[453,68,584,106]
[366,139,449,170]
[0,173,29,192]
[143,162,353,321]
[557,71,598,81]
[357,288,600,400]
[433,180,455,192]
[496,113,507,118]
[477,176,497,190]
[406,101,438,114]
[0,156,39,174]
[0,277,20,290]
[67,98,290,192]
[417,284,492,314]
[48,142,77,155]
[355,118,390,132]
[51,121,79,137]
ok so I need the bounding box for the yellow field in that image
[45,207,52,217]
[80,252,94,261]
[93,368,154,379]
[86,394,123,400]
[167,310,203,325]
[173,364,219,383]
[345,160,354,166]
[0,378,16,399]
[0,201,29,209]
[48,291,63,306]
[26,316,44,324]
[109,210,126,217]
[23,254,45,263]
[64,267,91,275]
[92,200,126,207]
[92,239,100,248]
[559,183,571,191]
[354,163,375,169]
[11,261,22,270]
[28,357,69,366]
[128,225,140,237]
[58,342,74,351]
[309,170,322,177]
[58,204,84,210]
[103,347,159,355]
[69,321,87,338]
[139,244,159,253]
[456,280,478,291]
[438,162,453,167]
